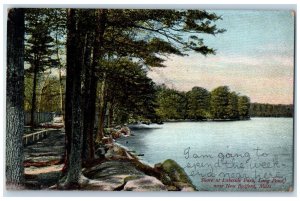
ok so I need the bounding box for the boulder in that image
[123,175,167,191]
[95,144,106,158]
[108,126,131,139]
[111,129,122,139]
[102,136,113,145]
[119,126,131,136]
[105,144,134,160]
[83,161,144,179]
[81,177,126,191]
[157,159,196,191]
[82,160,145,191]
[82,160,169,191]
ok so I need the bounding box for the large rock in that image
[109,126,131,139]
[82,160,167,191]
[82,160,145,191]
[156,159,196,191]
[111,129,122,139]
[81,177,125,191]
[105,144,134,160]
[102,136,113,145]
[83,161,144,179]
[123,175,167,191]
[119,126,131,136]
[94,143,106,158]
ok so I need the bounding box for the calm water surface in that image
[116,118,294,191]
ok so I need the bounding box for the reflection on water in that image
[116,118,294,191]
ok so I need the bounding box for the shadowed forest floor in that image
[24,130,65,189]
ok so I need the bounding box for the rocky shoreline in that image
[87,143,196,191]
[24,127,196,191]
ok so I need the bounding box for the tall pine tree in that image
[6,8,25,189]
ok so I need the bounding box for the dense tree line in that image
[6,8,225,188]
[155,85,251,120]
[250,103,293,117]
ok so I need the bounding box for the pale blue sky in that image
[148,10,294,104]
[207,10,294,57]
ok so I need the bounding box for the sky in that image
[147,10,295,104]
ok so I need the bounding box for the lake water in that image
[116,118,294,191]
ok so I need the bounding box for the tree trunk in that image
[107,101,115,128]
[37,72,51,112]
[30,62,38,130]
[62,8,76,175]
[58,67,64,114]
[55,32,64,114]
[88,76,97,158]
[63,9,76,176]
[63,9,86,187]
[6,8,25,189]
[93,9,107,143]
[82,32,96,163]
[96,76,107,142]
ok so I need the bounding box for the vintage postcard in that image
[6,8,294,192]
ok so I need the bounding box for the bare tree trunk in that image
[6,8,25,189]
[62,9,85,188]
[88,76,97,158]
[53,6,64,115]
[62,8,76,175]
[107,101,115,128]
[30,62,38,130]
[82,9,107,161]
[37,72,51,112]
[93,9,107,143]
[82,31,96,163]
[58,66,64,114]
[55,35,64,114]
[96,76,107,142]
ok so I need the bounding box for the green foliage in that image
[101,9,225,68]
[155,85,252,121]
[25,9,56,72]
[24,75,33,111]
[100,58,159,124]
[210,86,230,119]
[238,96,250,119]
[24,74,65,112]
[23,8,226,126]
[106,9,225,56]
[186,87,210,120]
[227,92,239,119]
[93,9,225,125]
[250,103,293,117]
[38,76,65,112]
[155,85,187,120]
[24,9,66,119]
